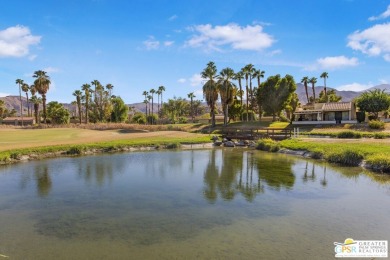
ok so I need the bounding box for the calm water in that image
[0,149,389,259]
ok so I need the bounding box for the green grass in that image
[279,138,390,172]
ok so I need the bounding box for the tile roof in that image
[322,102,351,111]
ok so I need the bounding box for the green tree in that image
[301,76,310,104]
[0,100,8,119]
[242,64,254,120]
[150,88,156,124]
[110,96,129,123]
[15,78,24,124]
[21,83,30,117]
[308,77,317,103]
[81,84,91,124]
[47,101,70,124]
[187,92,195,122]
[201,61,219,127]
[318,89,341,103]
[234,71,244,120]
[320,72,328,102]
[217,67,236,126]
[285,92,300,121]
[73,90,83,123]
[33,70,51,123]
[257,74,297,121]
[106,83,114,97]
[356,89,390,119]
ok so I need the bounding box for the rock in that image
[224,141,235,147]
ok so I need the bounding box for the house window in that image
[342,111,349,120]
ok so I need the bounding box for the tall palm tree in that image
[320,72,329,103]
[105,83,114,97]
[234,71,244,121]
[158,85,165,111]
[147,95,152,124]
[33,70,50,123]
[29,95,42,124]
[143,99,148,121]
[73,90,83,124]
[21,83,30,117]
[81,84,91,123]
[242,64,254,121]
[201,61,218,127]
[309,77,317,103]
[156,89,162,117]
[253,69,265,120]
[217,67,236,126]
[15,79,24,125]
[301,76,310,104]
[150,89,156,124]
[187,92,195,123]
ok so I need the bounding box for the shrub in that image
[256,138,280,152]
[326,150,364,166]
[10,152,21,160]
[337,131,362,139]
[374,133,386,139]
[242,110,257,121]
[366,154,390,173]
[132,112,146,124]
[166,142,180,149]
[310,148,324,159]
[178,117,188,124]
[368,120,385,130]
[67,146,84,155]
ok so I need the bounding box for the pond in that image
[0,149,389,259]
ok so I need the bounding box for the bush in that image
[166,142,180,149]
[132,112,146,124]
[67,146,84,155]
[256,138,280,152]
[366,154,390,173]
[326,150,364,166]
[337,131,362,139]
[178,117,188,124]
[242,110,257,121]
[368,120,385,129]
[374,133,386,139]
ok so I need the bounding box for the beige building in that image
[1,117,36,126]
[293,102,356,125]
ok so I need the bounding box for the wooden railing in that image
[221,127,292,141]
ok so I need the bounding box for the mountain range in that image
[1,84,390,114]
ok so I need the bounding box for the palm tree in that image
[158,85,165,111]
[29,95,42,124]
[320,72,329,103]
[309,77,317,103]
[242,64,254,121]
[73,90,83,124]
[15,79,24,125]
[143,99,148,121]
[201,61,219,127]
[147,95,152,124]
[156,89,162,117]
[21,83,30,117]
[105,83,114,97]
[187,92,195,123]
[253,69,265,120]
[150,89,156,124]
[301,76,310,104]
[33,70,50,123]
[234,71,244,121]
[217,67,236,126]
[81,84,91,123]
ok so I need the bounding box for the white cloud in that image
[177,78,186,83]
[185,23,274,52]
[143,36,160,50]
[168,15,178,21]
[189,74,203,86]
[316,56,359,70]
[336,82,373,91]
[0,92,10,97]
[0,25,41,58]
[347,23,390,61]
[164,41,174,47]
[369,5,390,21]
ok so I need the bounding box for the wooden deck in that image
[221,127,292,141]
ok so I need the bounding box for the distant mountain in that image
[296,83,360,103]
[366,84,390,92]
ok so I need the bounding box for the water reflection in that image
[203,149,296,203]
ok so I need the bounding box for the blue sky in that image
[1,0,390,104]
